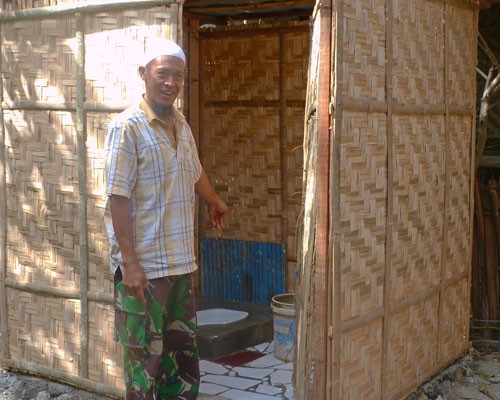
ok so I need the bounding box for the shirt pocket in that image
[113,280,149,348]
[177,138,201,185]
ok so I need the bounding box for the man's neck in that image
[143,95,173,119]
[152,103,173,120]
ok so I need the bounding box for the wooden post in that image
[381,0,395,397]
[188,17,201,292]
[485,181,499,324]
[490,180,500,257]
[0,22,9,362]
[330,0,341,398]
[294,7,321,397]
[313,0,332,398]
[437,0,451,367]
[279,33,289,276]
[75,12,89,380]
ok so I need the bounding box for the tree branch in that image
[477,69,499,171]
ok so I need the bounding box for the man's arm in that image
[195,170,228,229]
[109,194,148,303]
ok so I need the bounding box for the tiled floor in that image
[199,341,295,400]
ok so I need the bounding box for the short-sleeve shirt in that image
[104,99,202,279]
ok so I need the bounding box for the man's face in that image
[140,55,185,107]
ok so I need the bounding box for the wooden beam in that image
[0,0,177,21]
[182,11,228,24]
[480,156,500,168]
[184,0,313,14]
[185,9,313,22]
[204,99,305,108]
[199,24,309,38]
[4,278,114,303]
[480,0,500,8]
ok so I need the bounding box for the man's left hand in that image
[208,200,228,229]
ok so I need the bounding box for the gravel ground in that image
[408,349,500,400]
[0,370,226,400]
[3,349,500,400]
[0,369,111,400]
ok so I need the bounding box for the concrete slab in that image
[197,297,273,360]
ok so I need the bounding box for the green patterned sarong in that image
[114,270,199,400]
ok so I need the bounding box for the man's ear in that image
[138,66,146,81]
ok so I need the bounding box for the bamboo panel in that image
[3,18,77,103]
[84,8,175,105]
[4,109,81,287]
[294,0,477,398]
[201,106,282,242]
[339,112,387,321]
[386,296,439,398]
[86,112,115,295]
[342,0,386,101]
[446,4,477,108]
[199,104,303,256]
[340,319,383,400]
[439,279,470,362]
[284,31,310,100]
[201,34,280,101]
[0,1,180,396]
[444,116,473,280]
[6,288,81,375]
[87,301,124,389]
[390,114,446,301]
[391,0,444,105]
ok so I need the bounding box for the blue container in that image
[271,294,296,362]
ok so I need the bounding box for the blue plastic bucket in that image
[271,294,296,362]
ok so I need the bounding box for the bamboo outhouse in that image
[295,0,478,399]
[0,0,480,399]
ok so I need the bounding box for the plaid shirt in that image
[104,99,202,279]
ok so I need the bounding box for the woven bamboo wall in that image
[198,23,308,290]
[295,0,478,399]
[1,1,180,396]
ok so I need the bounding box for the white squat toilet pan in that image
[196,308,249,327]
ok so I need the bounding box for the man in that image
[104,38,228,400]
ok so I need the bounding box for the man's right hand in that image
[122,261,148,304]
[109,194,148,303]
